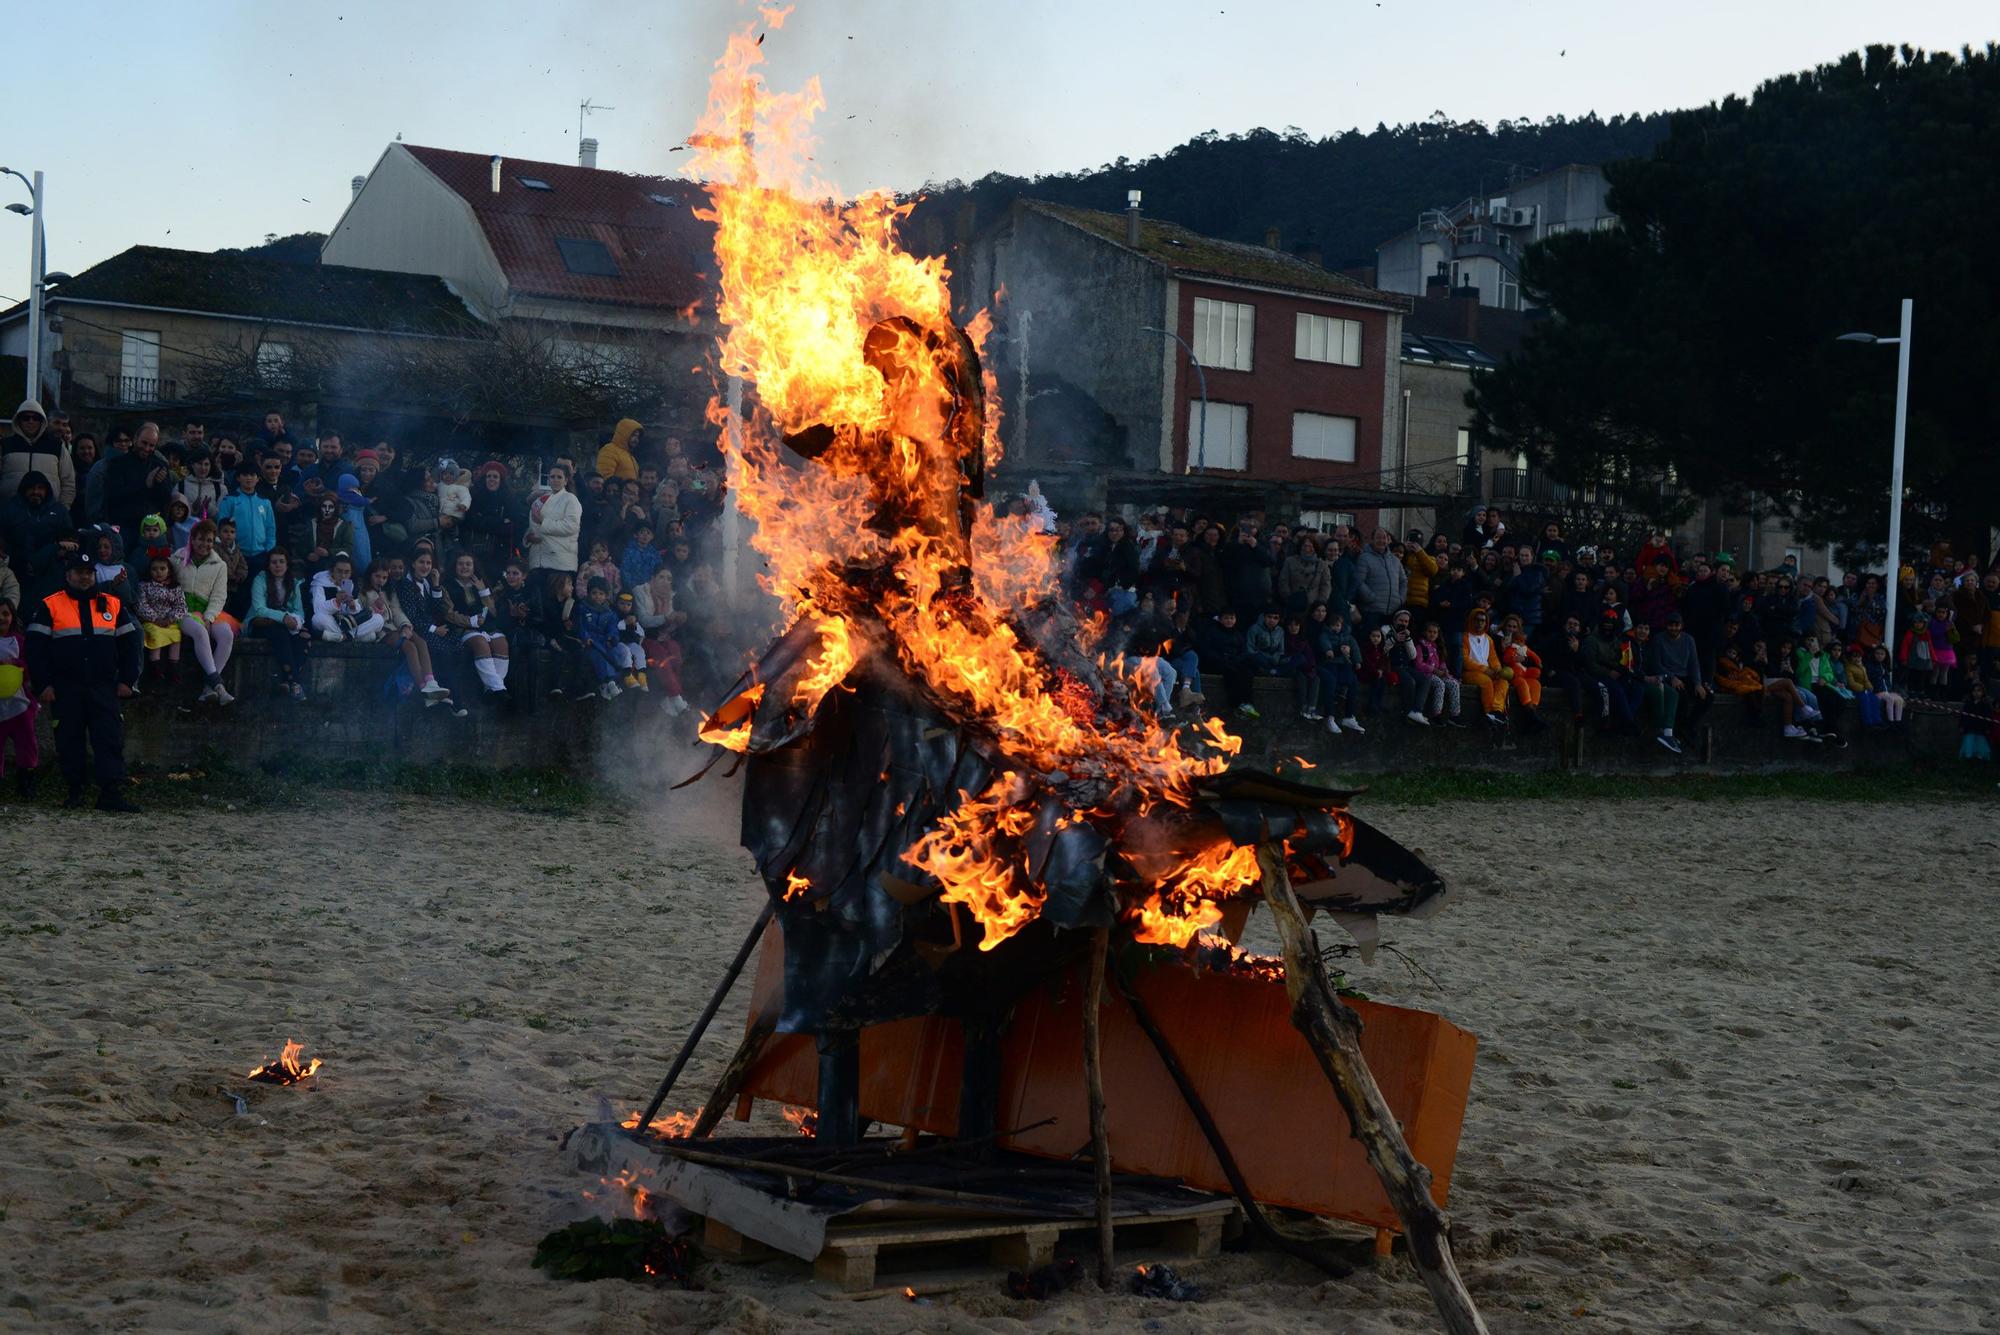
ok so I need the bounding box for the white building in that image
[1375,164,1617,312]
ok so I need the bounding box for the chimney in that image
[350,175,366,200]
[1125,189,1143,246]
[579,137,599,169]
[1264,226,1281,250]
[489,155,502,194]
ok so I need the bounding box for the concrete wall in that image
[966,205,1170,474]
[50,641,1962,783]
[322,145,511,319]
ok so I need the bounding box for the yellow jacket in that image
[1403,547,1439,607]
[595,418,642,481]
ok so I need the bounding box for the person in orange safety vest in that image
[23,550,142,811]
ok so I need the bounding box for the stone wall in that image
[32,641,1962,782]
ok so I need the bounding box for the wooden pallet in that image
[706,1197,1239,1294]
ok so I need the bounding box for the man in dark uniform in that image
[24,551,142,812]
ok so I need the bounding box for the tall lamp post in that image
[1141,324,1207,473]
[1837,298,1913,660]
[1,167,46,403]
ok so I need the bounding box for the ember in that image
[778,1104,817,1137]
[245,1039,322,1085]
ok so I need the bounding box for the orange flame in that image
[783,870,812,902]
[685,14,1243,948]
[779,1104,817,1138]
[246,1039,323,1084]
[622,1109,698,1139]
[1127,842,1262,947]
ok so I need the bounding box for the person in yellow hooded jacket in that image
[595,418,643,482]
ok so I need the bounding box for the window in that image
[555,236,621,277]
[1191,298,1254,371]
[256,340,293,382]
[1187,401,1249,471]
[645,192,680,207]
[1455,428,1471,467]
[119,329,161,404]
[1291,411,1357,463]
[1296,509,1355,534]
[1499,273,1520,310]
[1295,312,1362,367]
[517,176,554,191]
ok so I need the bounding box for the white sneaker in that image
[321,629,343,643]
[1406,710,1430,725]
[601,681,622,700]
[664,695,689,716]
[196,684,217,704]
[1782,724,1808,739]
[1324,715,1342,735]
[420,679,450,698]
[215,684,235,706]
[1340,717,1365,733]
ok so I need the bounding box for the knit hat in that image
[354,448,378,462]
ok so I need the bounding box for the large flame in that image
[687,11,1247,950]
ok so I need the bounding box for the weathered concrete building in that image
[961,197,1434,531]
[0,245,484,441]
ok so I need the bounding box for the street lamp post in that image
[1141,325,1207,473]
[1,167,46,403]
[1837,298,1913,664]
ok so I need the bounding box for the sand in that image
[2,788,1996,1333]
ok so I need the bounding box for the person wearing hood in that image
[309,553,383,642]
[1,469,78,600]
[2,400,77,506]
[596,418,643,481]
[332,472,372,573]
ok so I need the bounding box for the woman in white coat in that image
[526,463,583,586]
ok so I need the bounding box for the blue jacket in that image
[248,572,304,626]
[577,603,621,654]
[216,491,277,557]
[1505,566,1548,628]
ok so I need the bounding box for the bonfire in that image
[646,12,1487,1331]
[245,1039,322,1086]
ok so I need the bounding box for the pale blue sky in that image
[3,0,1994,292]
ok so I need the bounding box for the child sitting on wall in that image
[577,577,625,700]
[137,556,187,684]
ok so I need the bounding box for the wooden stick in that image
[1257,846,1491,1335]
[637,902,773,1134]
[653,1142,1030,1209]
[691,1016,776,1140]
[1082,924,1115,1288]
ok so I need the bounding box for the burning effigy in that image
[620,14,1487,1330]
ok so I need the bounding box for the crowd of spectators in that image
[1053,502,2000,760]
[5,396,1999,777]
[1,403,743,750]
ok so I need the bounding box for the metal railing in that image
[1488,467,1678,510]
[116,375,177,404]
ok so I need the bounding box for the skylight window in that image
[646,192,679,207]
[517,176,554,191]
[555,235,621,278]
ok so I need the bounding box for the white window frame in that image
[1296,508,1356,535]
[1455,428,1472,467]
[1191,298,1254,372]
[1294,312,1362,367]
[1188,400,1249,472]
[119,329,162,404]
[1290,411,1357,464]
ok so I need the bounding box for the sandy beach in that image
[2,786,1995,1333]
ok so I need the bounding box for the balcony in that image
[116,375,178,405]
[1488,467,1678,511]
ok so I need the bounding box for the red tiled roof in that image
[404,144,714,313]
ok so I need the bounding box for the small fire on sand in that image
[621,1109,698,1138]
[245,1039,323,1085]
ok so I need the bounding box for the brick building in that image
[960,198,1437,532]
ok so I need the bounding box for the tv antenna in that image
[579,98,616,142]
